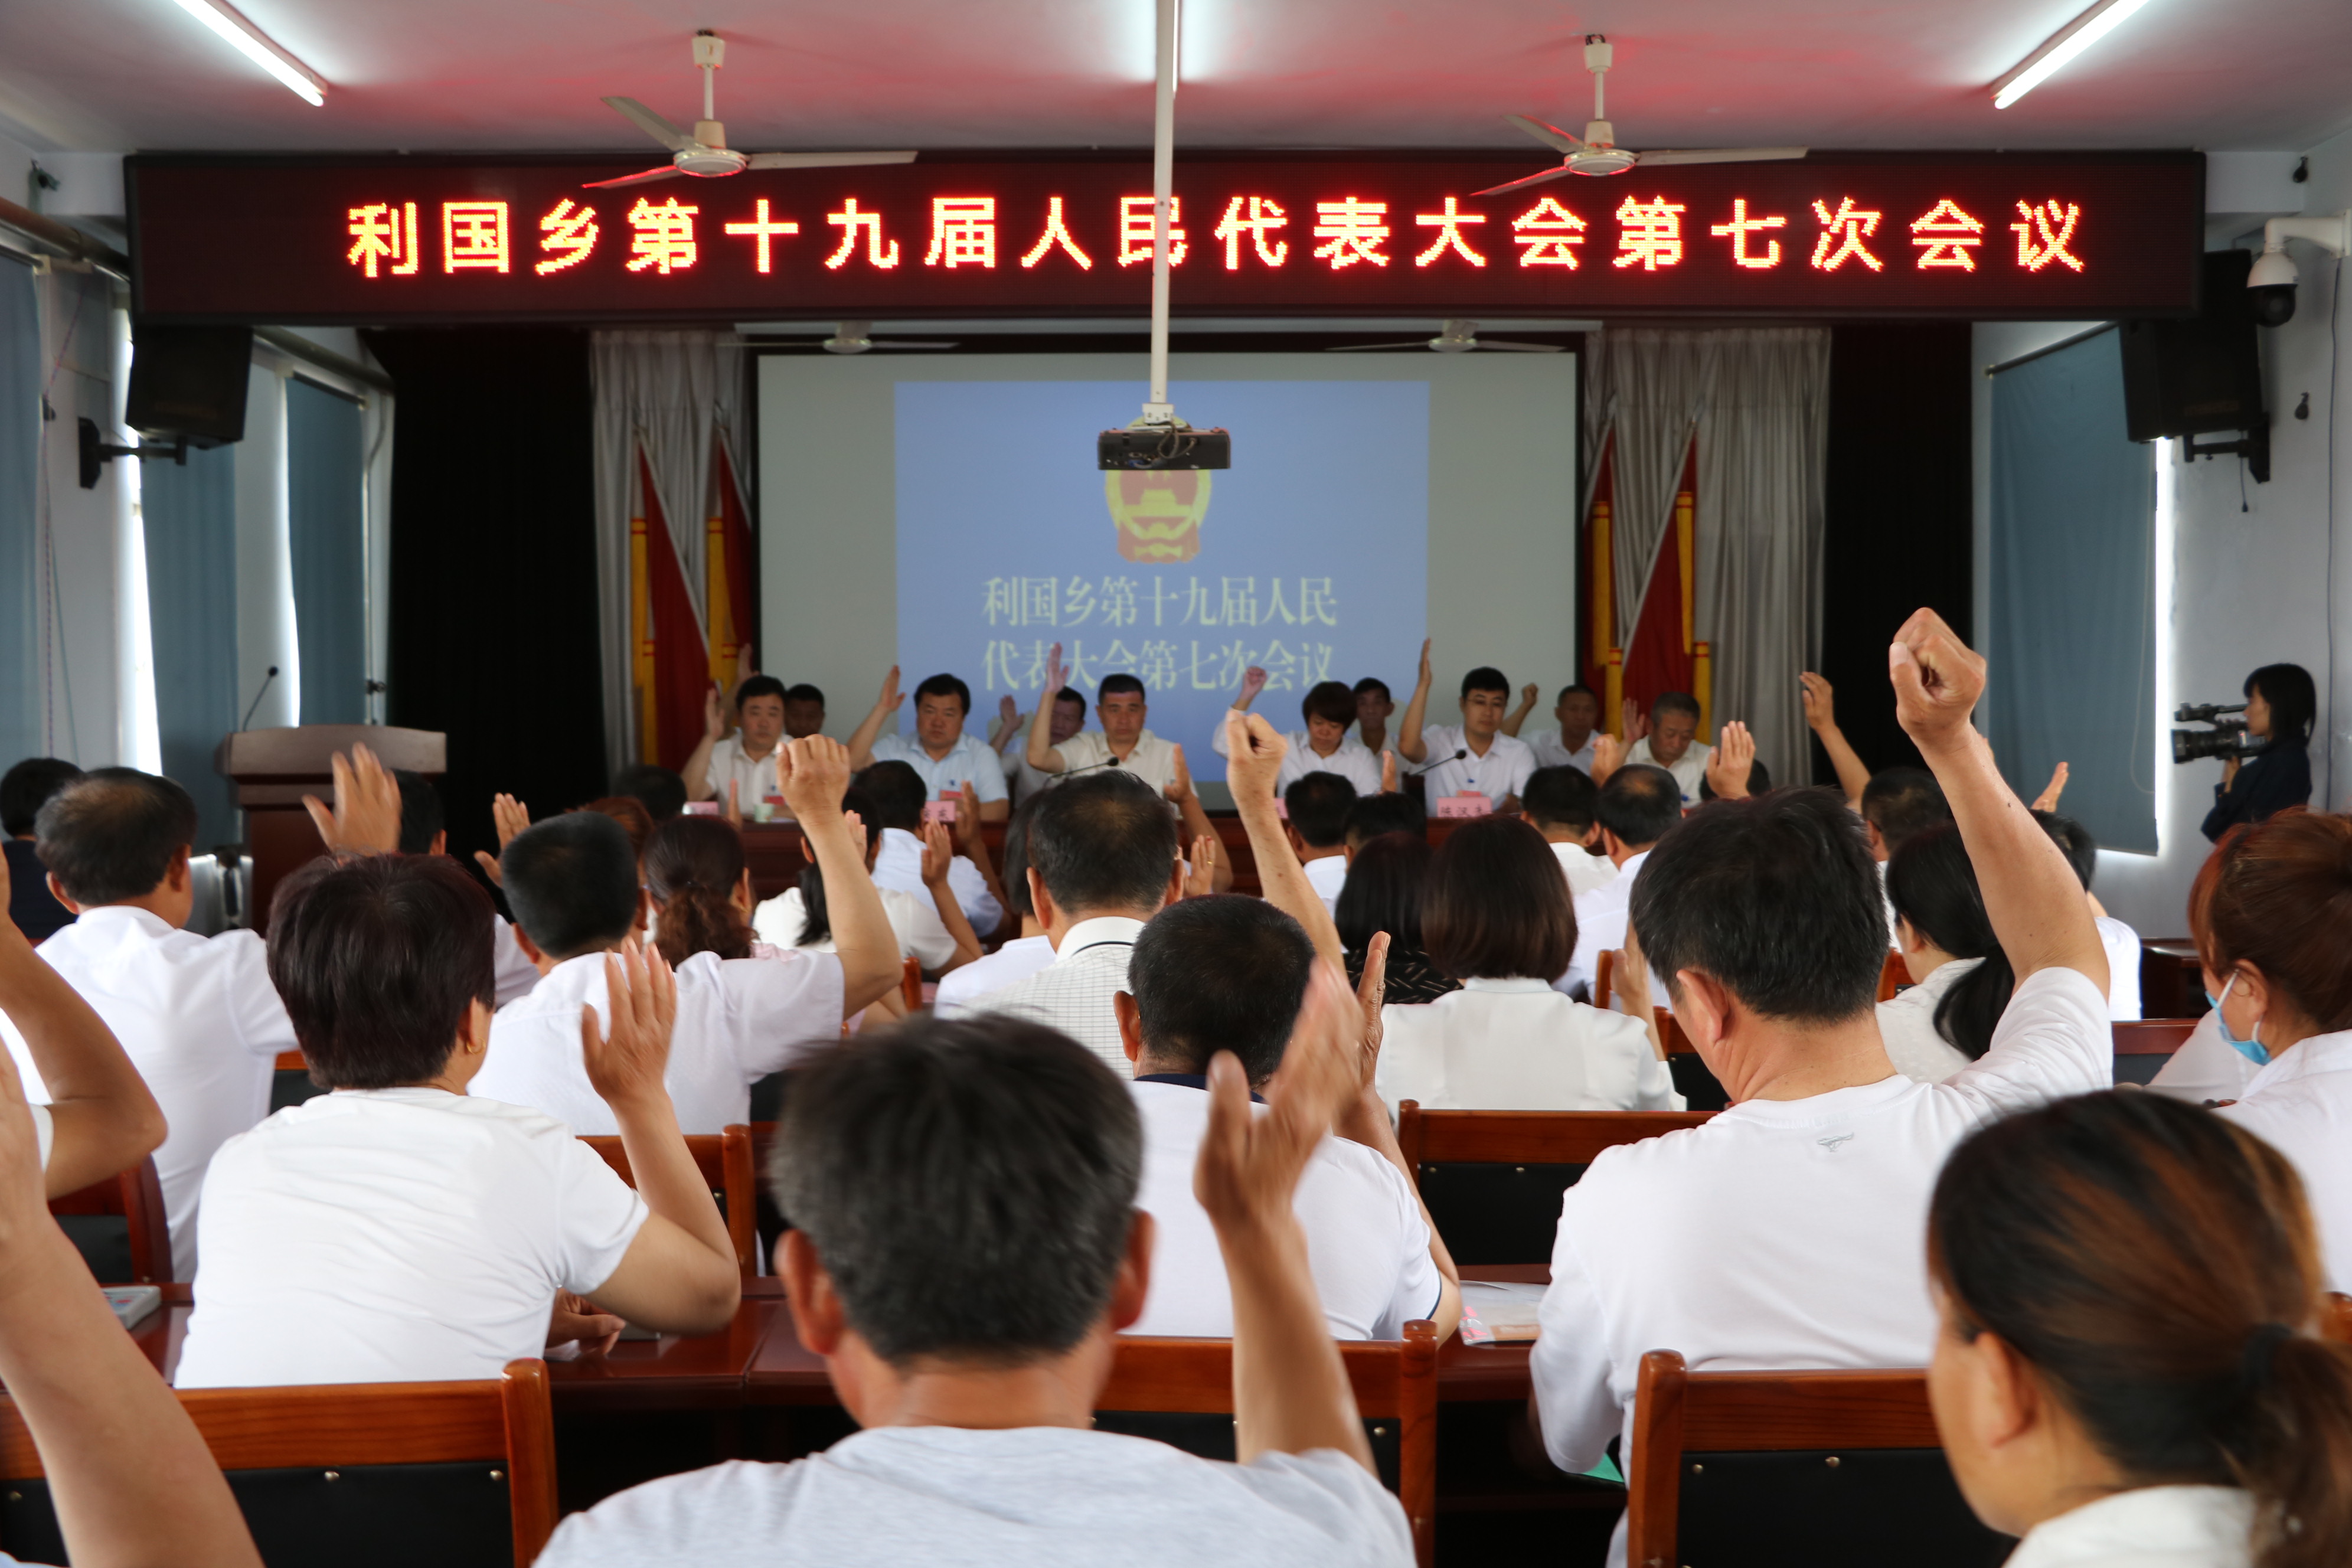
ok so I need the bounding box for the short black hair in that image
[1000,792,1041,920]
[1632,788,1887,1024]
[610,763,688,823]
[1345,790,1426,848]
[1353,677,1392,704]
[1557,683,1598,705]
[769,1014,1142,1368]
[1596,765,1682,849]
[1051,685,1087,713]
[1301,681,1356,729]
[1862,767,1951,853]
[1284,771,1358,850]
[854,760,927,832]
[393,770,444,855]
[1129,896,1314,1083]
[34,769,197,906]
[737,675,789,707]
[1334,831,1432,953]
[1,758,82,838]
[1423,815,1577,981]
[2035,809,2098,891]
[1098,674,1146,701]
[268,853,495,1090]
[1698,754,1773,802]
[500,812,638,961]
[1523,765,1599,832]
[1027,771,1178,919]
[2247,662,2317,748]
[784,683,826,707]
[913,673,972,715]
[1460,666,1509,700]
[1652,691,1701,723]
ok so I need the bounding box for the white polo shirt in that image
[473,946,845,1134]
[870,731,1010,805]
[2095,914,2142,1021]
[1624,737,1711,806]
[2220,1028,2352,1292]
[873,828,1003,937]
[705,733,782,808]
[491,914,541,1007]
[177,1087,648,1387]
[1375,979,1681,1114]
[1524,729,1600,775]
[753,886,958,972]
[1210,712,1383,798]
[1302,855,1350,917]
[1874,957,1978,1083]
[1557,850,1665,1005]
[2,906,293,1282]
[1531,966,2111,1567]
[962,916,1144,1077]
[1415,726,1534,811]
[1048,730,1183,795]
[1550,841,1616,899]
[1127,1078,1440,1340]
[932,934,1056,1017]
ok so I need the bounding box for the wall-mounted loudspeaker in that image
[125,324,253,447]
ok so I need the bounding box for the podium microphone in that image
[1404,748,1468,776]
[240,666,279,730]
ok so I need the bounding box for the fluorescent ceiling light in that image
[1991,0,2152,109]
[165,0,327,106]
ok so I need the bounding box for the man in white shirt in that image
[933,798,1056,1015]
[535,996,1416,1568]
[1530,611,2112,1568]
[1025,646,1182,795]
[1213,669,1383,797]
[858,760,1007,937]
[848,668,1012,822]
[1621,691,1713,806]
[965,772,1183,1076]
[993,685,1088,805]
[1521,765,1615,898]
[1508,682,1603,775]
[393,770,540,1006]
[1559,765,1683,1000]
[1350,676,1396,757]
[1396,643,1536,812]
[475,737,899,1134]
[9,767,306,1279]
[682,675,791,808]
[1281,773,1358,916]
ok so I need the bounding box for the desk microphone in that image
[1404,748,1468,777]
[240,666,279,730]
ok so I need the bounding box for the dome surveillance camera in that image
[2248,213,2352,328]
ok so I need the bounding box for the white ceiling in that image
[1,0,2349,159]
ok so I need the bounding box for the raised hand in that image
[1195,962,1358,1231]
[1415,638,1433,692]
[1798,671,1835,732]
[301,743,404,854]
[1239,666,1269,705]
[776,734,854,822]
[1164,743,1195,803]
[580,940,678,1113]
[998,693,1019,730]
[919,818,955,887]
[1591,731,1623,785]
[1184,834,1219,898]
[1224,711,1290,804]
[1352,931,1391,1092]
[2031,761,2070,814]
[953,782,983,850]
[1704,720,1756,801]
[876,664,903,714]
[1380,749,1398,794]
[1043,641,1068,698]
[704,682,727,742]
[1520,682,1538,708]
[1620,697,1651,744]
[472,792,532,886]
[1889,608,1987,753]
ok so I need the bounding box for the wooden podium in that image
[218,725,445,931]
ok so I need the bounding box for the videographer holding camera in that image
[2192,662,2316,841]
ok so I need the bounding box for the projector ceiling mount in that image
[1328,319,1566,354]
[585,31,917,191]
[1475,35,1807,196]
[760,321,960,355]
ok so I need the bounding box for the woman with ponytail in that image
[1928,1091,2352,1568]
[645,815,767,966]
[1880,822,2015,1081]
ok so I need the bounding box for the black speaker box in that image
[126,324,253,447]
[2118,250,2263,441]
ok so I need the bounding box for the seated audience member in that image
[2148,832,2263,1106]
[2036,809,2142,1021]
[1215,669,1383,796]
[1531,612,2111,1568]
[850,668,1011,822]
[1559,765,1683,1000]
[935,796,1056,1015]
[2203,662,2317,841]
[2202,809,2352,1289]
[1397,643,1537,812]
[1880,825,2013,1083]
[645,815,770,963]
[783,683,828,740]
[394,769,540,1006]
[611,762,688,823]
[1117,896,1459,1341]
[1344,789,1426,854]
[2,757,80,942]
[857,760,1005,936]
[1622,692,1713,807]
[1283,772,1359,915]
[995,684,1088,805]
[1507,683,1602,775]
[753,788,978,981]
[580,795,656,863]
[1352,675,1396,756]
[15,767,304,1279]
[965,772,1182,1074]
[1928,1090,2352,1568]
[177,863,740,1388]
[684,675,791,807]
[1374,816,1678,1114]
[1861,766,1951,860]
[1025,648,1183,795]
[537,1002,1415,1568]
[1335,833,1459,1006]
[1521,765,1615,897]
[473,740,897,1135]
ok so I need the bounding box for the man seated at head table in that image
[1395,642,1537,814]
[1621,690,1713,807]
[2,757,81,943]
[682,675,792,811]
[1504,681,1603,775]
[1212,668,1383,798]
[1528,612,2112,1568]
[848,667,1011,822]
[1350,676,1395,757]
[535,1000,1416,1568]
[1024,644,1184,795]
[994,684,1089,806]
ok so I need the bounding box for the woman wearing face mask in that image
[2201,664,2315,842]
[1927,1090,2352,1568]
[2147,828,2265,1106]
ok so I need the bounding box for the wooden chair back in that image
[1878,950,1907,1002]
[901,953,923,1011]
[1593,949,1615,1010]
[1102,1328,1439,1568]
[579,1128,759,1274]
[47,1155,172,1284]
[0,1359,556,1567]
[1628,1350,2007,1568]
[2324,1292,2352,1345]
[2111,1018,2198,1087]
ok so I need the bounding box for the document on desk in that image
[104,1286,161,1331]
[1457,1280,1545,1345]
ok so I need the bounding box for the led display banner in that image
[127,152,2201,324]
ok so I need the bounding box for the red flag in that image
[630,446,711,771]
[1619,436,1697,723]
[706,437,757,684]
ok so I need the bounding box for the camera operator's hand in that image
[2223,755,2242,788]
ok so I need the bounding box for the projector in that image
[1098,424,1231,471]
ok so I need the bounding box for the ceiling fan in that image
[1474,35,1806,197]
[757,321,960,355]
[586,31,917,191]
[1328,319,1566,354]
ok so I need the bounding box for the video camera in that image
[2171,701,2267,764]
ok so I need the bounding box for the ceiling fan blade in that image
[1469,164,1579,198]
[1327,341,1438,352]
[602,96,697,153]
[1506,113,1585,153]
[582,165,687,190]
[868,340,961,350]
[744,151,919,170]
[1475,339,1567,353]
[1634,146,1809,166]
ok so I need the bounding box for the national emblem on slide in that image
[1105,469,1212,563]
